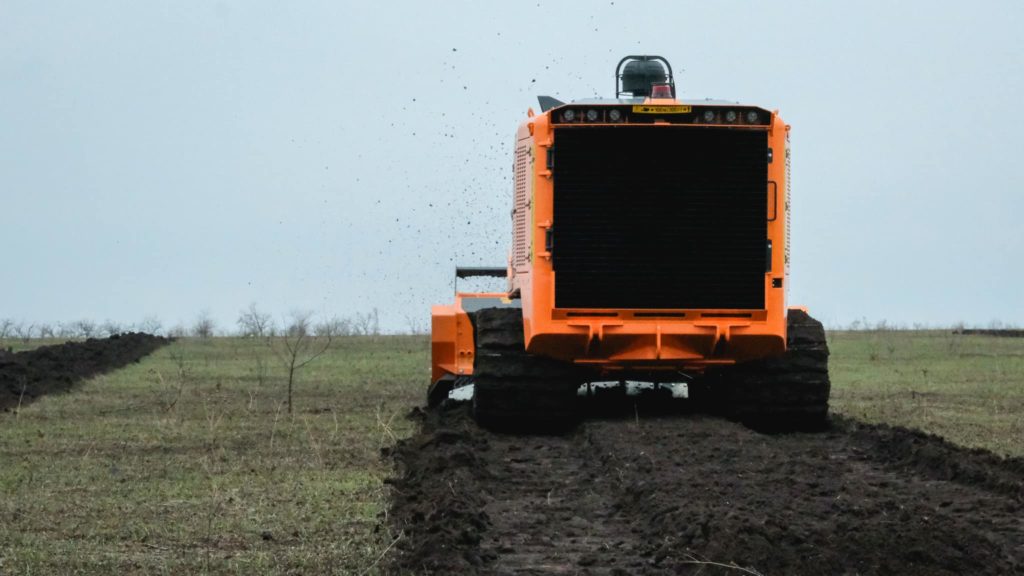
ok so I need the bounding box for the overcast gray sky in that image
[2,0,1022,332]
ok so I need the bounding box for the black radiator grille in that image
[552,126,767,309]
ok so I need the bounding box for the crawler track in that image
[698,308,831,431]
[471,307,831,433]
[472,307,582,432]
[387,405,1024,575]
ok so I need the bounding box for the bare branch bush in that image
[267,311,335,414]
[247,351,269,412]
[74,319,98,339]
[192,311,216,339]
[99,320,122,338]
[53,322,74,339]
[401,313,428,335]
[0,319,15,340]
[13,323,35,344]
[315,315,352,337]
[237,303,274,338]
[138,316,163,335]
[37,324,55,339]
[946,322,966,357]
[352,308,380,336]
[152,346,197,413]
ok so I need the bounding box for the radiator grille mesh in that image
[552,126,767,309]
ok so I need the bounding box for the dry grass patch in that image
[828,330,1024,457]
[0,336,425,575]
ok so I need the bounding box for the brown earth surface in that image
[0,333,169,411]
[953,329,1024,338]
[386,402,1024,575]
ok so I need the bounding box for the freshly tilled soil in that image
[953,328,1024,338]
[386,403,1024,575]
[0,333,169,411]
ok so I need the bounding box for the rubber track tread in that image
[473,308,581,432]
[704,309,831,431]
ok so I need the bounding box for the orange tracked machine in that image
[431,56,829,430]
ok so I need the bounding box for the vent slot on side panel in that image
[512,145,532,270]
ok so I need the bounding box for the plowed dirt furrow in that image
[387,405,1024,575]
[0,333,168,411]
[480,433,641,575]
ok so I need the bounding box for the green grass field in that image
[1,330,1021,574]
[0,336,426,575]
[828,330,1024,457]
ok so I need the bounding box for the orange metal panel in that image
[430,304,458,383]
[435,102,796,379]
[513,108,791,373]
[430,293,509,384]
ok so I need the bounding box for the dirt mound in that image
[386,403,1024,575]
[0,333,169,411]
[953,328,1024,337]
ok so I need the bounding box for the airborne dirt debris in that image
[0,333,169,411]
[386,402,1024,575]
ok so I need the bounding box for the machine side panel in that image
[432,293,516,384]
[765,113,790,342]
[431,305,458,383]
[431,304,475,383]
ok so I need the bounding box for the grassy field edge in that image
[1,330,1021,574]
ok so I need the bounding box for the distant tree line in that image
[0,317,164,343]
[234,304,383,339]
[0,305,426,342]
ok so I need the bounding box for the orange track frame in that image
[431,293,507,383]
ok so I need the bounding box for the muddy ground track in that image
[387,402,1024,575]
[0,333,169,411]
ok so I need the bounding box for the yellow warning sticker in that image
[631,105,691,114]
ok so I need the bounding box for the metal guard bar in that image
[455,266,507,279]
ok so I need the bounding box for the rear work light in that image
[650,83,673,98]
[693,107,768,126]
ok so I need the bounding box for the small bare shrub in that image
[268,311,335,414]
[0,319,15,339]
[237,303,274,338]
[74,319,97,339]
[37,324,55,339]
[352,308,380,336]
[138,316,163,335]
[14,323,35,344]
[192,311,216,339]
[402,313,428,335]
[315,315,351,337]
[99,320,122,338]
